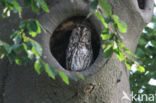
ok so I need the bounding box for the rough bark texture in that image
[0,0,154,103]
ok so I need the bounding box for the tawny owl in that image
[66,25,93,71]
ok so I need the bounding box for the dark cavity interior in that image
[50,16,100,69]
[137,0,146,9]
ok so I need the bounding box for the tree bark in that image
[0,0,154,103]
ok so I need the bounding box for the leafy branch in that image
[90,0,145,72]
[0,0,77,85]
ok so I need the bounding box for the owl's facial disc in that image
[80,26,89,36]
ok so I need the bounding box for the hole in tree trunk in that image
[50,16,100,71]
[137,0,146,9]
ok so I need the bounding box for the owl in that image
[66,25,93,71]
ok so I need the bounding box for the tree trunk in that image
[0,0,154,103]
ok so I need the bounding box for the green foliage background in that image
[130,15,156,103]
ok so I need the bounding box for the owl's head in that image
[72,25,91,42]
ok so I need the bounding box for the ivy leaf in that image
[58,71,69,85]
[112,15,127,33]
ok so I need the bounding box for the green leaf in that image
[77,73,85,80]
[125,58,134,70]
[0,40,11,54]
[34,59,43,74]
[151,40,156,46]
[24,0,31,7]
[136,65,145,72]
[0,47,5,59]
[26,49,35,60]
[114,47,125,61]
[138,38,147,46]
[103,42,114,58]
[29,39,42,56]
[99,0,112,16]
[105,17,112,24]
[90,0,98,10]
[27,20,41,37]
[19,21,27,30]
[135,48,145,57]
[8,53,16,63]
[117,40,137,58]
[31,0,40,13]
[102,28,109,34]
[101,33,112,40]
[7,0,22,14]
[44,64,56,79]
[15,58,22,65]
[144,27,153,33]
[68,74,78,81]
[30,0,49,13]
[39,0,49,13]
[24,41,33,50]
[125,61,131,70]
[58,71,69,85]
[12,0,22,13]
[95,11,108,28]
[112,15,127,33]
[12,32,22,45]
[86,12,93,19]
[11,44,23,54]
